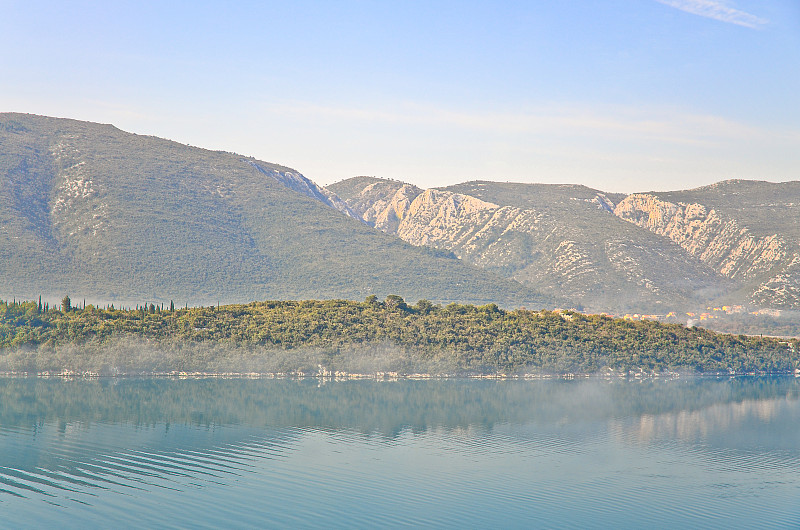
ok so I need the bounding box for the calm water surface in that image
[1,377,799,528]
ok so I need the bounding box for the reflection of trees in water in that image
[0,377,798,496]
[0,377,797,435]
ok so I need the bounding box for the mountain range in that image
[2,113,798,326]
[328,177,800,317]
[0,113,543,308]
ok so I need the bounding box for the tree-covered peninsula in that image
[1,297,797,376]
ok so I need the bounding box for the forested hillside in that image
[1,297,796,375]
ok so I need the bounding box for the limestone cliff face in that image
[328,176,800,311]
[615,194,799,308]
[332,178,725,311]
[394,193,611,302]
[396,189,500,247]
[328,176,800,310]
[356,182,423,232]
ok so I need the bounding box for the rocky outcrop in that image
[393,194,614,303]
[615,194,799,308]
[50,139,108,240]
[324,176,799,311]
[332,178,726,311]
[396,189,499,247]
[348,181,424,232]
[248,161,359,220]
[614,194,787,280]
[751,254,800,309]
[571,193,617,213]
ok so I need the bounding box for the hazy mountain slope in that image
[329,178,728,312]
[0,113,547,307]
[615,180,800,309]
[245,160,358,219]
[0,119,69,294]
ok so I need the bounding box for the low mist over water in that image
[0,338,463,376]
[2,377,799,527]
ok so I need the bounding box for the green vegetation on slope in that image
[0,113,544,307]
[1,298,797,375]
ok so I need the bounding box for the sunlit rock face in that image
[328,177,727,313]
[247,161,359,220]
[614,194,786,280]
[615,194,800,309]
[344,180,424,233]
[396,189,500,246]
[327,176,800,313]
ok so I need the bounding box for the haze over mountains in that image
[2,113,798,323]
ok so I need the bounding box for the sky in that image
[1,0,798,192]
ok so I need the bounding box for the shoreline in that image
[2,369,797,381]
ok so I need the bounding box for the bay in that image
[1,376,799,528]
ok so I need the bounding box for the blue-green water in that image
[1,377,799,528]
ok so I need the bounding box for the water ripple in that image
[2,378,800,529]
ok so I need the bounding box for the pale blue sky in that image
[2,0,798,191]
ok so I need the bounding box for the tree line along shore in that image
[1,296,798,376]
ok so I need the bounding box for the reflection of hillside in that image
[1,377,797,435]
[2,377,799,526]
[615,392,800,450]
[1,377,799,506]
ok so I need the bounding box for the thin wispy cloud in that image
[656,0,768,28]
[265,100,773,146]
